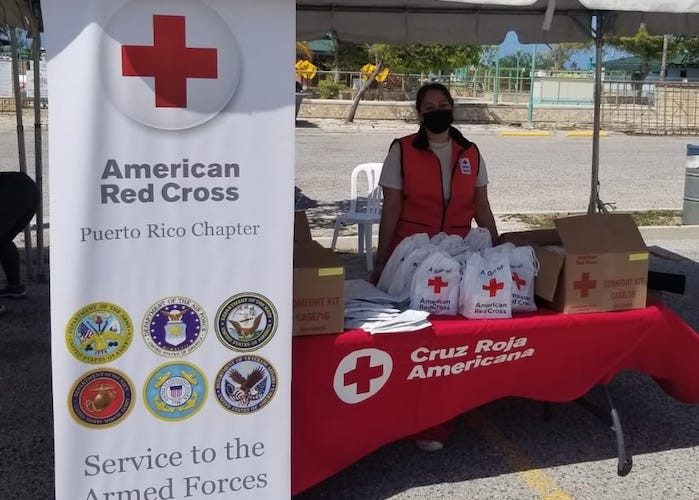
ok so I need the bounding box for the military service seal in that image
[214,355,277,414]
[142,296,208,357]
[143,361,207,421]
[69,369,134,428]
[215,293,277,351]
[66,302,133,364]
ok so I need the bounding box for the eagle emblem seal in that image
[214,355,277,414]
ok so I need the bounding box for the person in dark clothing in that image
[0,172,39,301]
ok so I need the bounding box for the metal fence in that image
[601,81,699,135]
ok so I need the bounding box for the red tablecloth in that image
[291,303,699,495]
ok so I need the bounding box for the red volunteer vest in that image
[391,129,479,251]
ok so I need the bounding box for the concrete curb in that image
[500,130,552,137]
[566,130,609,137]
[314,225,699,252]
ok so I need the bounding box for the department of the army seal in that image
[65,302,133,364]
[142,296,208,357]
[69,369,134,428]
[214,355,277,414]
[143,361,207,421]
[215,293,277,351]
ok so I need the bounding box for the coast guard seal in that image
[214,355,277,414]
[69,369,134,428]
[215,293,277,351]
[65,302,133,364]
[142,296,208,357]
[143,361,207,421]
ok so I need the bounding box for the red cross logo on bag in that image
[483,278,504,297]
[512,272,527,290]
[428,276,448,293]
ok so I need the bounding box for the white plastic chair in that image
[331,163,383,271]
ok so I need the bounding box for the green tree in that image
[369,43,482,74]
[607,27,666,80]
[546,43,592,70]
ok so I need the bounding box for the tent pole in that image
[588,13,605,214]
[10,28,34,282]
[32,29,46,283]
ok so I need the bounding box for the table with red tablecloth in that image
[291,303,699,495]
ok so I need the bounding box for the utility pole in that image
[660,34,669,81]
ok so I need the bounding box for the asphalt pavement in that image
[1,116,698,500]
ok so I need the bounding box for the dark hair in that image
[415,83,454,111]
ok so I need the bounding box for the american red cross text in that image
[121,15,218,108]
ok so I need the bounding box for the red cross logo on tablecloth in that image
[344,356,384,394]
[483,278,504,297]
[574,272,597,298]
[512,272,527,290]
[334,348,393,404]
[121,15,218,108]
[428,276,448,294]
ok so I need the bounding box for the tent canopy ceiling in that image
[0,0,40,31]
[297,0,699,44]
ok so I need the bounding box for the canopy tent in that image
[298,0,699,213]
[2,0,699,231]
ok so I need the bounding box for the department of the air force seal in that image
[143,361,207,421]
[142,296,208,357]
[69,369,134,428]
[215,293,277,351]
[214,355,277,414]
[66,303,133,364]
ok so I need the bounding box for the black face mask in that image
[421,109,453,134]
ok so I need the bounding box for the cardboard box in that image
[501,214,649,314]
[293,212,345,335]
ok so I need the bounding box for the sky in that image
[497,31,629,69]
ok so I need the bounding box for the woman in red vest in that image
[371,83,499,451]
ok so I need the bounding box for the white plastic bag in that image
[377,233,429,292]
[463,227,492,251]
[459,251,512,319]
[437,234,467,256]
[387,245,435,303]
[509,246,539,313]
[430,232,448,246]
[409,251,461,315]
[481,242,516,258]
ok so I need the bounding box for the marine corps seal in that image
[142,296,208,357]
[215,293,277,351]
[143,361,207,421]
[65,302,133,364]
[214,355,277,414]
[69,369,134,428]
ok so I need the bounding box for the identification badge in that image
[458,158,472,175]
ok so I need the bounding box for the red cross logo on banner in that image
[333,348,393,404]
[101,1,240,130]
[122,15,218,108]
[512,272,527,290]
[428,276,448,294]
[344,356,384,395]
[483,278,504,297]
[574,272,597,298]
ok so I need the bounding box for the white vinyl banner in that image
[43,1,293,498]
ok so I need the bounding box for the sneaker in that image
[0,284,26,299]
[415,439,444,452]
